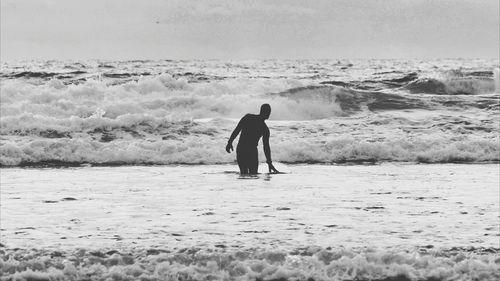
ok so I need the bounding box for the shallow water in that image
[1,164,498,250]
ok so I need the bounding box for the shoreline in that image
[1,160,499,169]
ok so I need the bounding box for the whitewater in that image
[1,59,499,281]
[1,59,499,166]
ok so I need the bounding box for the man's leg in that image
[238,161,249,174]
[236,149,249,174]
[248,147,259,174]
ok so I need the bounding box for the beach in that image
[1,59,499,280]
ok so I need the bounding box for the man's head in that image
[260,103,271,120]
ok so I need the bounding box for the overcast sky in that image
[1,0,499,60]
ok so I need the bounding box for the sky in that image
[1,0,499,60]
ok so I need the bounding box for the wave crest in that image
[405,77,496,95]
[0,75,346,121]
[1,134,497,167]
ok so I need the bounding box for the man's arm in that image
[262,126,279,173]
[226,116,245,153]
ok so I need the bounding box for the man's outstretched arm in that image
[226,116,245,153]
[262,128,279,173]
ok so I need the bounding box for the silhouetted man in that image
[226,104,279,174]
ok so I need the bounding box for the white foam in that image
[1,247,498,281]
[0,75,344,121]
[1,60,499,166]
[443,77,496,95]
[0,132,497,166]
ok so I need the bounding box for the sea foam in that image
[1,60,499,166]
[1,132,498,166]
[1,246,499,281]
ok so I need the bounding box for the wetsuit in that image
[230,114,270,174]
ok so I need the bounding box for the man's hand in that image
[268,162,279,173]
[226,143,233,153]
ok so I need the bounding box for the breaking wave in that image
[404,77,496,95]
[322,70,498,95]
[1,246,499,281]
[1,61,499,167]
[1,74,496,127]
[0,75,345,121]
[1,132,498,166]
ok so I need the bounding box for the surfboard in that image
[219,171,288,175]
[237,171,288,179]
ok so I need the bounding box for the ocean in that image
[0,59,499,280]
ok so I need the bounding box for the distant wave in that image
[1,61,498,167]
[1,68,227,84]
[0,70,87,80]
[405,77,496,95]
[275,86,429,113]
[3,60,498,95]
[0,75,338,121]
[322,71,497,95]
[102,72,150,79]
[1,246,498,281]
[2,71,487,123]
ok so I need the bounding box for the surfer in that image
[226,104,279,174]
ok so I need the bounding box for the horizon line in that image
[2,57,500,63]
